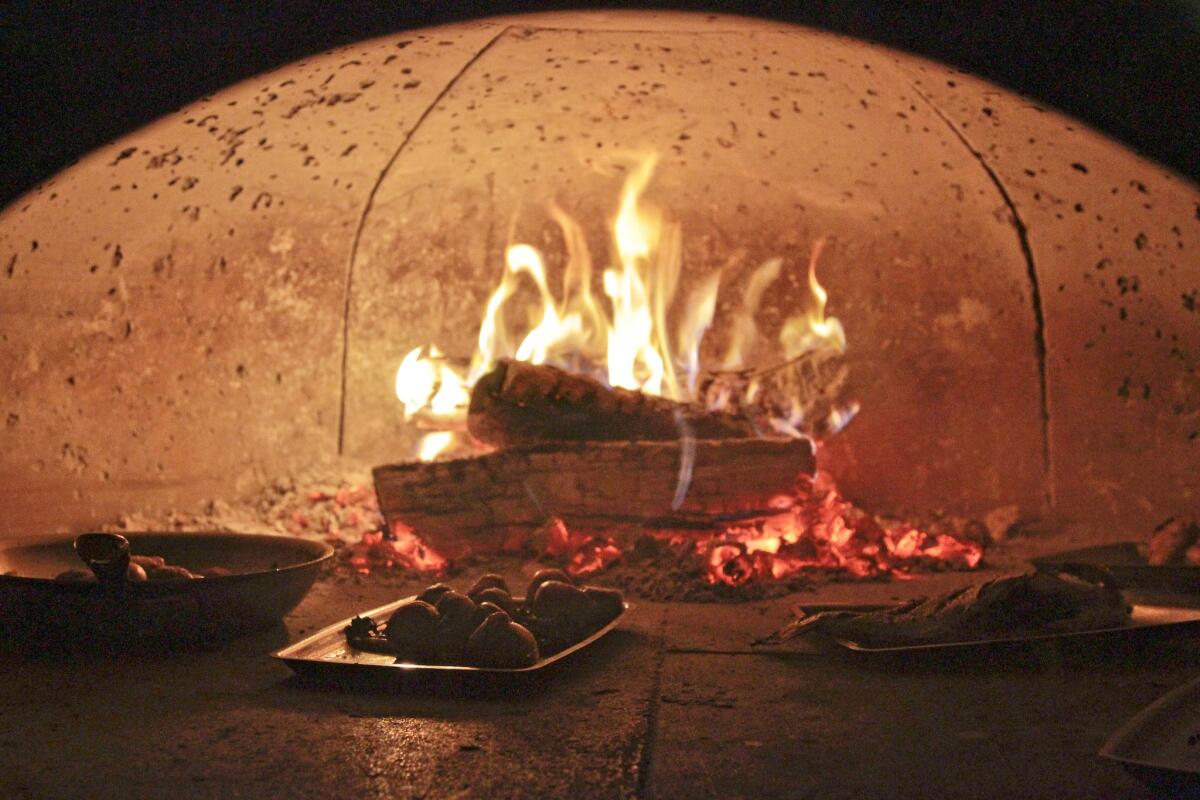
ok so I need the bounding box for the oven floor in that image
[1,552,1194,799]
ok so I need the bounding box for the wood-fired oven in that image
[3,11,1200,800]
[2,11,1195,542]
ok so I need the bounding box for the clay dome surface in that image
[1,10,1196,535]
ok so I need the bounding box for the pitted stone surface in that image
[0,25,504,535]
[0,9,1196,536]
[901,63,1200,527]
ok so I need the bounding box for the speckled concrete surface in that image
[2,10,1195,539]
[1,562,1196,799]
[0,572,662,800]
[645,645,1195,800]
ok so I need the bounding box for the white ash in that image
[104,459,384,547]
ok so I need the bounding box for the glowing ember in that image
[538,517,623,579]
[540,470,982,586]
[697,471,982,587]
[343,521,448,575]
[289,484,385,547]
[283,483,448,576]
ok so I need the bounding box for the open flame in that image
[395,153,852,459]
[390,152,980,585]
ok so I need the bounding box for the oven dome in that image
[1,10,1196,536]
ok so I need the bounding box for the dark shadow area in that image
[2,1,1198,207]
[0,615,292,659]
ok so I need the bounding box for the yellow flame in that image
[395,345,470,422]
[463,152,686,400]
[395,346,470,460]
[392,155,851,461]
[721,257,783,370]
[506,244,577,365]
[416,431,456,462]
[605,152,677,396]
[780,238,845,358]
[395,346,438,419]
[676,271,721,394]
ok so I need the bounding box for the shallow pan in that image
[274,595,627,686]
[1032,543,1200,597]
[1101,674,1200,798]
[0,532,333,646]
[814,603,1200,653]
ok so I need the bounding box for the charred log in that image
[466,359,760,448]
[373,437,815,556]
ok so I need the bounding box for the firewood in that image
[467,359,759,448]
[373,437,815,557]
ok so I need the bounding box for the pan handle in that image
[73,532,131,586]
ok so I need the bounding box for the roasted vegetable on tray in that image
[343,569,624,668]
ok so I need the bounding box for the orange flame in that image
[394,153,847,461]
[383,152,967,587]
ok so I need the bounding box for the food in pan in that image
[757,566,1131,648]
[1145,517,1200,566]
[53,554,231,583]
[464,610,541,669]
[343,569,624,668]
[382,599,440,662]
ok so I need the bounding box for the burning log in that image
[373,437,815,557]
[467,359,760,448]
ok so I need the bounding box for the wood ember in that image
[373,437,816,557]
[107,473,383,548]
[467,359,760,447]
[597,535,813,602]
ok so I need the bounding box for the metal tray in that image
[1101,674,1200,797]
[1031,543,1200,597]
[274,595,628,678]
[797,603,1200,653]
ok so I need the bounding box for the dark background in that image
[2,1,1199,208]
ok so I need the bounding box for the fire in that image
[395,152,850,458]
[534,469,983,587]
[280,483,449,576]
[339,524,449,576]
[697,471,982,587]
[387,151,982,586]
[537,518,623,579]
[394,345,470,420]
